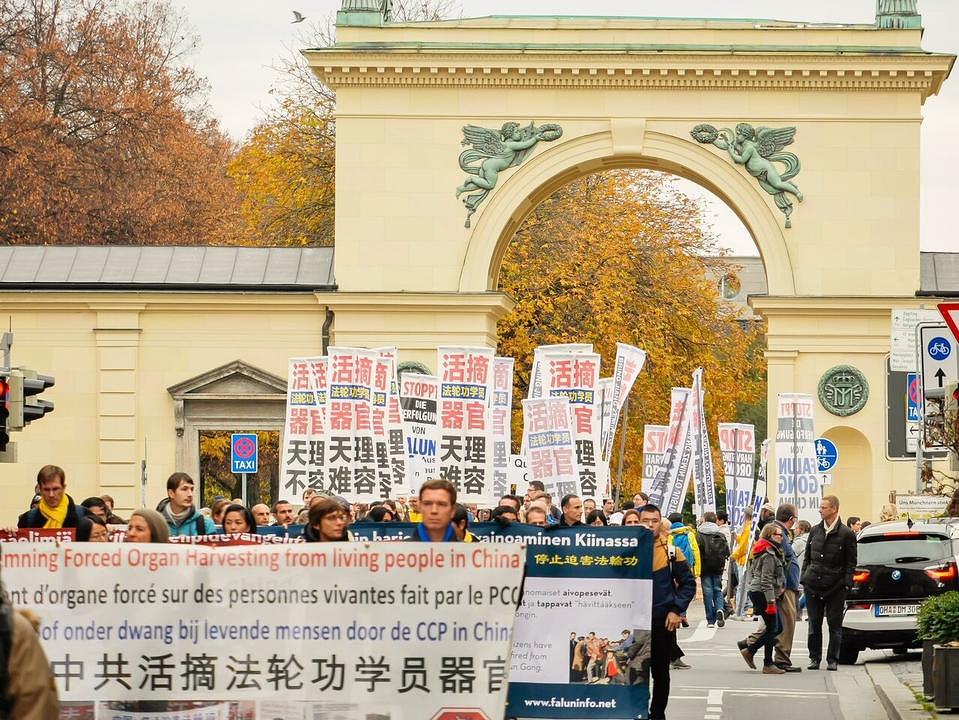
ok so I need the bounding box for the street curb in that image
[865,662,930,720]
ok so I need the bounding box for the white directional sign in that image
[920,325,959,399]
[892,308,946,372]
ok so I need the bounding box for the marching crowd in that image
[4,464,886,720]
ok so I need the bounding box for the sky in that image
[183,0,959,256]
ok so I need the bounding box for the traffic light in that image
[0,372,9,452]
[8,369,55,430]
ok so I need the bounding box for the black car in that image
[840,518,959,664]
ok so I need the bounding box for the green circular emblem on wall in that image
[818,365,869,417]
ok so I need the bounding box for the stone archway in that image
[820,426,873,521]
[460,128,795,296]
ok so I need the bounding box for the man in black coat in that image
[801,495,857,671]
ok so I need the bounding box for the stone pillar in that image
[91,306,142,513]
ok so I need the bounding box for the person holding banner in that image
[407,478,459,542]
[639,504,696,720]
[740,523,787,674]
[222,504,256,534]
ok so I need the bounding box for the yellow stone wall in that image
[0,293,328,524]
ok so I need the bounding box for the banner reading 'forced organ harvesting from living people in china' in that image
[2,542,525,720]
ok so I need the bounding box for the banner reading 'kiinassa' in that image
[2,543,524,719]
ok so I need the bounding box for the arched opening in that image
[459,129,793,296]
[491,155,768,496]
[821,426,873,521]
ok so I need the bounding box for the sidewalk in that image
[864,657,936,720]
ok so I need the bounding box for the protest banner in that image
[775,393,821,523]
[718,423,755,531]
[326,347,381,502]
[648,388,692,513]
[280,358,322,503]
[400,373,440,494]
[689,369,717,518]
[438,346,495,504]
[527,343,594,401]
[601,344,647,464]
[598,377,615,496]
[641,425,669,495]
[508,454,530,497]
[492,357,515,499]
[3,542,524,719]
[376,348,408,496]
[467,524,653,719]
[306,356,328,493]
[0,528,75,542]
[543,352,602,500]
[372,355,395,500]
[522,396,580,499]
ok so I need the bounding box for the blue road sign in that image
[815,437,839,472]
[906,372,922,423]
[231,433,258,474]
[928,336,952,362]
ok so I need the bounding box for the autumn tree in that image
[228,0,458,247]
[0,0,241,245]
[497,169,767,498]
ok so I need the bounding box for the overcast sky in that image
[183,0,958,256]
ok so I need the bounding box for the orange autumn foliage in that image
[497,170,766,498]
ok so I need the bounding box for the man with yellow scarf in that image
[17,465,88,529]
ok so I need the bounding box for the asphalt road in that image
[663,609,905,720]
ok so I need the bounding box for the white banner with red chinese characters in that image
[280,358,323,503]
[689,368,717,518]
[437,346,495,504]
[648,388,693,515]
[601,344,648,464]
[542,352,602,501]
[376,348,408,497]
[491,357,515,500]
[326,347,381,503]
[776,393,821,524]
[527,343,593,401]
[718,423,756,532]
[399,373,440,495]
[372,354,397,500]
[306,357,328,495]
[641,425,669,495]
[3,543,524,718]
[521,396,580,499]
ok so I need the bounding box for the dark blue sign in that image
[906,372,921,423]
[928,336,952,362]
[815,437,839,472]
[230,433,258,474]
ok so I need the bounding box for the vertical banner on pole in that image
[371,355,395,501]
[649,388,692,513]
[601,343,648,464]
[492,357,515,499]
[399,373,439,494]
[280,358,318,502]
[522,396,580,498]
[528,343,594,401]
[306,357,328,494]
[543,352,602,500]
[437,346,495,505]
[376,348,408,497]
[598,377,614,496]
[642,425,669,494]
[775,393,820,523]
[689,368,717,517]
[718,423,755,531]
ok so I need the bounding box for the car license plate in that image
[875,603,920,617]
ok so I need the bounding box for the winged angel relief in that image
[456,121,563,228]
[691,123,803,228]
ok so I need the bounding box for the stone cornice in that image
[308,51,953,100]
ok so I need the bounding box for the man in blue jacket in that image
[156,473,217,537]
[640,504,696,720]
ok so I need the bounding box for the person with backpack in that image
[696,511,731,628]
[156,472,217,538]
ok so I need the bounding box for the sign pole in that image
[792,403,799,509]
[241,472,248,507]
[730,426,739,528]
[614,398,629,506]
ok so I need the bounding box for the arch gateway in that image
[308,2,955,514]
